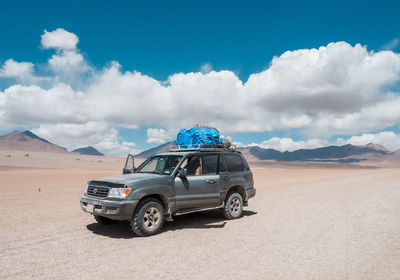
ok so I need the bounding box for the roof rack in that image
[170,143,237,152]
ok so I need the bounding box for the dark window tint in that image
[202,154,218,174]
[219,155,227,172]
[225,153,245,172]
[185,156,202,176]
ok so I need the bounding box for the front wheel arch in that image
[134,193,170,216]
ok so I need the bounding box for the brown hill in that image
[366,143,390,153]
[0,130,67,153]
[384,149,400,163]
[392,149,400,155]
[135,142,173,158]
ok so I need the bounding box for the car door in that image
[221,153,248,192]
[174,154,220,210]
[218,153,231,200]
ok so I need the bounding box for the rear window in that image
[224,153,245,172]
[202,154,218,174]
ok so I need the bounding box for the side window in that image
[225,153,245,172]
[202,154,218,175]
[219,155,227,172]
[183,156,202,176]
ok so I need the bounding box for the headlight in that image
[108,187,132,198]
[84,184,89,195]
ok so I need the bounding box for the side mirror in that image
[123,154,135,175]
[178,168,187,178]
[123,167,132,174]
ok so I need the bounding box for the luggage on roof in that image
[174,125,232,150]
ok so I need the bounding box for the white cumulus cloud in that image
[249,137,328,152]
[41,28,79,51]
[32,122,140,155]
[0,59,34,79]
[48,51,85,71]
[146,128,169,144]
[335,131,400,151]
[2,29,400,154]
[246,42,400,114]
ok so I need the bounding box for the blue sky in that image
[2,0,399,81]
[1,0,400,154]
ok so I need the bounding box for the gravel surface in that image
[1,167,399,280]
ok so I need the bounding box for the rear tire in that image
[131,198,164,237]
[94,215,117,225]
[223,192,243,220]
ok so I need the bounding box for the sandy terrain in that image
[0,152,400,279]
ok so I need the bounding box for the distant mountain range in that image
[237,143,390,163]
[0,130,104,155]
[134,141,397,164]
[0,130,398,163]
[72,146,104,156]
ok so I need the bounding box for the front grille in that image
[87,185,109,198]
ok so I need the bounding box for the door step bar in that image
[174,203,225,216]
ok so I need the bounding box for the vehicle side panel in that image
[174,174,220,210]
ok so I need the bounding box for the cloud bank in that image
[248,131,400,152]
[1,28,400,154]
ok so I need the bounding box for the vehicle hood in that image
[89,173,166,187]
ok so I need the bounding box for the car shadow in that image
[86,210,257,239]
[162,210,257,233]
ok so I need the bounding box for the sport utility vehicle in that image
[80,147,256,236]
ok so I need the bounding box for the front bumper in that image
[80,195,139,220]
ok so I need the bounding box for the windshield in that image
[135,155,183,175]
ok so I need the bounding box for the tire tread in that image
[223,191,243,220]
[131,198,164,237]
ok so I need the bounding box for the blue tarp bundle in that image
[176,127,225,147]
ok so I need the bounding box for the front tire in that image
[131,198,164,237]
[223,192,243,220]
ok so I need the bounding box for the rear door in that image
[218,154,230,200]
[221,152,249,196]
[201,154,220,206]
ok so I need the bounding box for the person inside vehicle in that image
[184,156,202,176]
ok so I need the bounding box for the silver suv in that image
[80,148,256,236]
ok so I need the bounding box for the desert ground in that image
[0,151,399,280]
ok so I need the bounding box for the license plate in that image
[86,204,94,213]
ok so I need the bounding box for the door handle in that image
[223,176,230,181]
[206,179,216,184]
